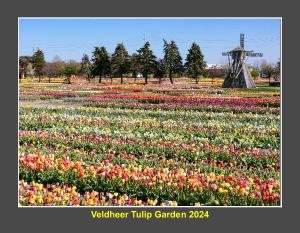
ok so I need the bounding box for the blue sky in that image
[19,18,281,65]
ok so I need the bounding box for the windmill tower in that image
[222,34,263,88]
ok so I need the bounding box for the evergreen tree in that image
[185,42,206,84]
[163,40,182,84]
[154,59,165,84]
[130,53,141,81]
[80,54,92,82]
[136,42,156,84]
[91,47,111,83]
[111,43,130,84]
[32,49,46,82]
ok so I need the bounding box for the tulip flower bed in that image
[19,180,177,206]
[19,80,280,206]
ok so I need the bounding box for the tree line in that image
[19,40,207,84]
[250,59,281,86]
[19,40,280,85]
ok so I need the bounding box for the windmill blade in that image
[245,52,263,57]
[222,52,231,56]
[240,34,245,49]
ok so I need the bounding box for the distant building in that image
[206,64,223,69]
[205,64,226,77]
[137,73,143,78]
[260,73,270,78]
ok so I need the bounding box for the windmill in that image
[222,34,263,88]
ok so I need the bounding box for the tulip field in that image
[18,78,281,206]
